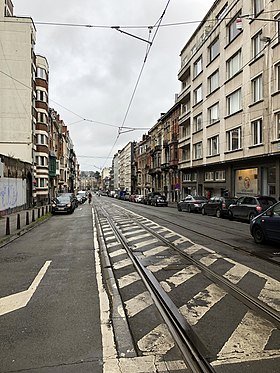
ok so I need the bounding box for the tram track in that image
[130,205,280,267]
[95,202,280,372]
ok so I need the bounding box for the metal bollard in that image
[42,206,44,216]
[37,208,40,219]
[17,214,20,230]
[26,211,29,225]
[6,217,10,235]
[32,209,35,222]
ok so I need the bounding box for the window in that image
[227,50,241,79]
[251,119,263,145]
[36,90,47,102]
[205,172,214,181]
[208,70,219,94]
[194,85,203,105]
[194,56,202,77]
[208,38,219,62]
[193,142,203,159]
[208,103,219,124]
[275,63,280,92]
[207,135,219,156]
[39,179,45,188]
[215,170,225,181]
[183,173,192,181]
[182,144,190,161]
[182,119,191,138]
[216,3,228,21]
[252,32,263,59]
[228,12,242,43]
[193,113,203,132]
[36,67,47,80]
[275,14,280,43]
[37,112,47,123]
[227,89,241,115]
[253,0,264,16]
[252,75,263,102]
[275,112,280,139]
[227,127,242,151]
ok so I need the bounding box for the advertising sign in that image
[235,168,258,196]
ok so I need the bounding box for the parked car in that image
[51,194,76,214]
[177,195,208,212]
[135,194,144,203]
[77,190,87,203]
[201,196,238,218]
[228,195,277,222]
[250,201,280,244]
[150,194,168,207]
[143,192,162,205]
[57,192,78,208]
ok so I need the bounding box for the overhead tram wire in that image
[101,0,172,169]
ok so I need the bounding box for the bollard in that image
[17,213,20,230]
[42,206,44,216]
[32,209,35,222]
[6,217,10,235]
[46,205,48,214]
[26,211,29,225]
[38,208,40,219]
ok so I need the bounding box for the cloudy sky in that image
[13,0,214,171]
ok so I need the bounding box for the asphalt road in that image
[0,204,102,373]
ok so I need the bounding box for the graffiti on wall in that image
[0,178,27,211]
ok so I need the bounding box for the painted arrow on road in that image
[0,260,52,316]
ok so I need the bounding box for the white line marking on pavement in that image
[125,291,154,317]
[137,324,175,354]
[160,265,201,293]
[179,284,227,326]
[0,260,52,317]
[212,311,280,365]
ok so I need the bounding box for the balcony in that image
[161,162,169,171]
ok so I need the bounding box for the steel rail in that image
[99,206,215,373]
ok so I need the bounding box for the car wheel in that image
[187,204,191,213]
[177,205,182,211]
[155,202,158,207]
[228,210,233,220]
[216,209,221,218]
[252,226,266,244]
[201,207,206,215]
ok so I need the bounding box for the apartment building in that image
[118,142,136,194]
[35,55,49,204]
[135,135,151,196]
[177,0,280,199]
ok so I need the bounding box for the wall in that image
[0,177,26,211]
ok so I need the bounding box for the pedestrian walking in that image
[88,192,92,204]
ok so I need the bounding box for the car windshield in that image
[193,196,208,201]
[56,196,71,203]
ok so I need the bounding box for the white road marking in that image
[125,291,154,317]
[123,229,145,236]
[126,233,151,242]
[0,260,52,317]
[113,258,132,270]
[133,238,159,249]
[109,249,127,258]
[118,272,141,289]
[212,311,280,365]
[143,245,167,257]
[223,263,250,284]
[179,284,226,325]
[259,279,280,312]
[137,324,175,354]
[160,265,201,293]
[199,253,220,266]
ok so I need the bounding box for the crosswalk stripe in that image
[160,265,201,293]
[137,324,175,354]
[179,284,227,326]
[259,279,280,312]
[212,310,280,365]
[143,246,167,257]
[223,263,250,284]
[126,233,151,242]
[199,253,219,266]
[125,291,154,317]
[109,249,127,258]
[113,258,132,270]
[118,272,141,289]
[133,238,159,249]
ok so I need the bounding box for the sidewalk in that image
[0,205,51,248]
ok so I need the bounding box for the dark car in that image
[228,195,277,222]
[250,201,280,244]
[51,194,76,214]
[143,192,162,205]
[150,194,168,207]
[177,195,208,212]
[201,196,238,218]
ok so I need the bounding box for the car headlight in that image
[67,203,71,207]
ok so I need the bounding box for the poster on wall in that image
[235,168,258,197]
[0,178,27,211]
